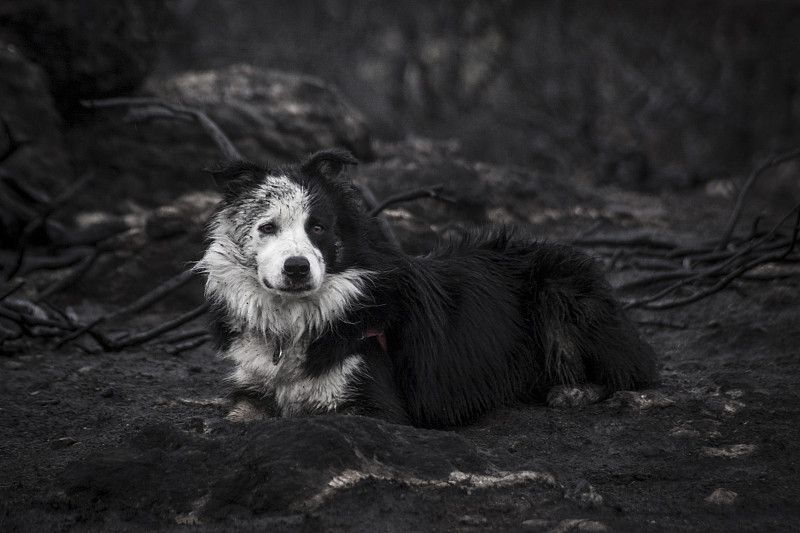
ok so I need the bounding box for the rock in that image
[50,437,78,450]
[146,64,374,162]
[358,141,603,253]
[705,488,737,506]
[54,415,563,529]
[520,518,608,532]
[565,478,604,507]
[701,444,757,459]
[0,0,168,104]
[66,64,373,219]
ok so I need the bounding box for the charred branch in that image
[716,146,800,251]
[81,97,243,161]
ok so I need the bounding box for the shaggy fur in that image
[197,149,659,428]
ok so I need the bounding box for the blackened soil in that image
[2,188,800,533]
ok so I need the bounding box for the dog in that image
[196,149,659,428]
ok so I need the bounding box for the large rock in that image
[358,140,605,253]
[65,64,374,214]
[48,416,564,531]
[147,64,374,162]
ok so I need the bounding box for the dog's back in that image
[377,230,659,427]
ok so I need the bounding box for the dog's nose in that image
[283,256,311,280]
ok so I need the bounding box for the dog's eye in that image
[312,224,325,234]
[258,223,276,235]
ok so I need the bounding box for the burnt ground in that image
[1,182,799,533]
[2,2,800,532]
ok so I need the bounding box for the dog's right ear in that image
[301,149,359,180]
[204,161,268,202]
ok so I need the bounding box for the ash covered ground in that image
[2,2,799,531]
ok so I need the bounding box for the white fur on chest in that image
[225,333,363,416]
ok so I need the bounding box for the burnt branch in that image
[107,270,197,319]
[4,172,93,281]
[0,279,25,303]
[367,185,454,217]
[81,97,243,161]
[0,117,30,163]
[35,248,98,302]
[616,204,800,311]
[112,303,209,350]
[716,146,800,251]
[49,270,201,350]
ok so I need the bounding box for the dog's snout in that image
[283,256,311,280]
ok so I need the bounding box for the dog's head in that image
[206,149,361,297]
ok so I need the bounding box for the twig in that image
[624,205,800,310]
[367,185,454,217]
[352,182,401,249]
[52,316,106,350]
[107,270,197,319]
[112,303,209,349]
[164,335,212,354]
[0,174,51,205]
[574,234,679,251]
[0,304,71,331]
[716,146,800,251]
[352,181,379,211]
[81,97,243,161]
[5,172,93,281]
[35,248,98,301]
[569,220,603,243]
[0,279,25,303]
[0,117,30,162]
[50,270,200,349]
[4,247,94,276]
[157,327,211,345]
[618,237,797,290]
[632,246,796,310]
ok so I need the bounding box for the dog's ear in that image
[204,161,268,201]
[301,149,358,180]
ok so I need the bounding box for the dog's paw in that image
[226,398,274,422]
[546,384,608,408]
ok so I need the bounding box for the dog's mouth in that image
[267,279,320,297]
[277,284,315,295]
[259,271,323,296]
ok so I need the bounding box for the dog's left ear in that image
[204,160,268,201]
[301,149,358,179]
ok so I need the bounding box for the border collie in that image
[197,149,659,428]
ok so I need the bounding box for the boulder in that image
[146,64,374,162]
[358,139,604,253]
[53,415,563,530]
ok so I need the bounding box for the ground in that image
[2,184,799,533]
[2,2,800,531]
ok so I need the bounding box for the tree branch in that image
[81,97,243,161]
[716,146,800,251]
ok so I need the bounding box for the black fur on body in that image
[197,149,659,429]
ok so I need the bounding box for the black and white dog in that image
[197,149,659,428]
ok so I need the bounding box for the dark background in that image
[4,0,800,190]
[2,2,800,532]
[158,0,800,188]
